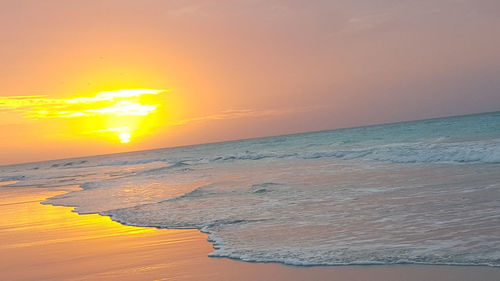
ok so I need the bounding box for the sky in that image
[1,0,500,165]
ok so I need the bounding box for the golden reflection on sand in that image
[0,187,210,281]
[0,180,17,186]
[1,186,499,281]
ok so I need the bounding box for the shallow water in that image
[1,111,500,266]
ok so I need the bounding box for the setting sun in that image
[119,132,131,143]
[0,88,166,144]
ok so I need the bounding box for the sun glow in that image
[119,132,131,143]
[0,89,166,144]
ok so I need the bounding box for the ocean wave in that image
[300,140,500,164]
[199,139,500,165]
[208,250,500,267]
[135,161,193,176]
[50,160,88,168]
[94,157,500,268]
[0,175,26,182]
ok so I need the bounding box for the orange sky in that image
[1,0,500,165]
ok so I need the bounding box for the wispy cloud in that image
[1,90,323,129]
[0,89,164,119]
[341,12,391,34]
[172,106,322,126]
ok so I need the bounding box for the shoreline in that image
[1,186,499,281]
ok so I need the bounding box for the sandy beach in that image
[1,0,499,279]
[0,186,498,281]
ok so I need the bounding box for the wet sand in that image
[0,186,499,281]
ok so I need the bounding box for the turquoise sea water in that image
[1,111,500,266]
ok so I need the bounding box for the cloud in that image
[1,89,322,131]
[341,12,391,34]
[166,1,208,17]
[172,106,323,126]
[0,89,164,119]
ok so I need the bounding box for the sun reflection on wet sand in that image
[1,187,499,281]
[0,186,209,281]
[0,181,17,186]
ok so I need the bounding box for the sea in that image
[1,111,500,267]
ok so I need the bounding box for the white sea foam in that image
[101,160,500,266]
